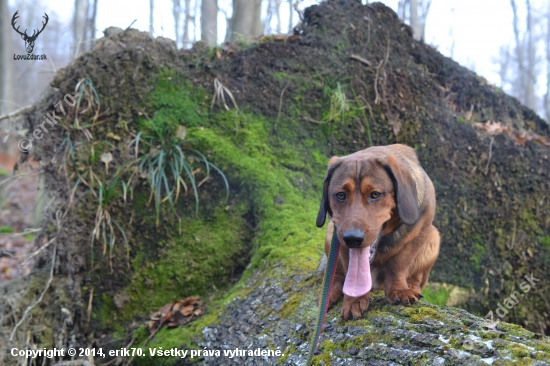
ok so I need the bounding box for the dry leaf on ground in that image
[148,296,203,333]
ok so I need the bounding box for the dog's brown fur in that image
[317,144,440,319]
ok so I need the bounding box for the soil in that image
[1,0,549,365]
[0,170,37,285]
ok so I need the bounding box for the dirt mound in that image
[1,1,549,365]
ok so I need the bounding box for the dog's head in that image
[316,148,419,249]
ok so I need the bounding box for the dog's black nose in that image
[343,229,364,248]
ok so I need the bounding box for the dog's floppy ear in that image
[316,158,341,228]
[380,155,419,225]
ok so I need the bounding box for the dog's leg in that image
[382,234,432,306]
[407,225,440,291]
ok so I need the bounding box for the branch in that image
[351,54,372,67]
[9,242,57,343]
[0,105,32,123]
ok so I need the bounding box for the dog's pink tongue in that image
[343,247,372,297]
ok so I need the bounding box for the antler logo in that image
[12,11,49,54]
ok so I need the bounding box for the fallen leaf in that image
[106,132,121,141]
[148,296,204,333]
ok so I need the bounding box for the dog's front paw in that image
[341,293,370,320]
[386,288,422,306]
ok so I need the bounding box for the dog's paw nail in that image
[404,299,410,305]
[393,297,401,305]
[418,294,424,299]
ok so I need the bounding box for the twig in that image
[87,288,94,325]
[275,81,290,129]
[374,60,383,105]
[21,237,55,266]
[351,54,372,66]
[301,115,327,124]
[0,171,41,189]
[6,227,42,239]
[0,104,32,123]
[9,242,57,343]
[484,137,494,175]
[123,327,159,366]
[374,35,391,105]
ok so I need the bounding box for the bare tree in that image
[409,0,421,40]
[0,0,13,114]
[397,0,431,41]
[545,2,550,120]
[88,0,98,43]
[201,0,217,46]
[173,0,181,46]
[275,0,282,34]
[228,0,263,42]
[509,0,536,110]
[73,0,88,57]
[150,0,154,35]
[182,0,192,48]
[288,0,293,33]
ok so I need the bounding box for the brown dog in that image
[316,144,440,319]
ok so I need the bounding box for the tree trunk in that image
[525,0,536,110]
[228,0,263,42]
[409,0,422,40]
[288,0,293,33]
[545,3,550,121]
[201,0,217,46]
[88,0,98,45]
[73,0,88,57]
[0,0,13,114]
[149,0,154,35]
[182,0,191,48]
[510,0,528,107]
[275,0,282,34]
[173,0,180,47]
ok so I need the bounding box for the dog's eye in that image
[370,191,382,199]
[335,192,346,201]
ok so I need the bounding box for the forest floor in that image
[0,166,38,285]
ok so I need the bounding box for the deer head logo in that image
[11,11,49,54]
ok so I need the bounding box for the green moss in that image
[0,226,14,233]
[24,233,35,241]
[469,235,487,270]
[422,283,451,305]
[479,330,500,340]
[276,344,295,364]
[534,339,550,352]
[122,205,251,320]
[497,322,533,338]
[401,306,445,323]
[140,69,207,132]
[95,294,116,330]
[506,344,531,358]
[279,292,304,319]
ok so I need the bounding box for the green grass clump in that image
[0,226,14,234]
